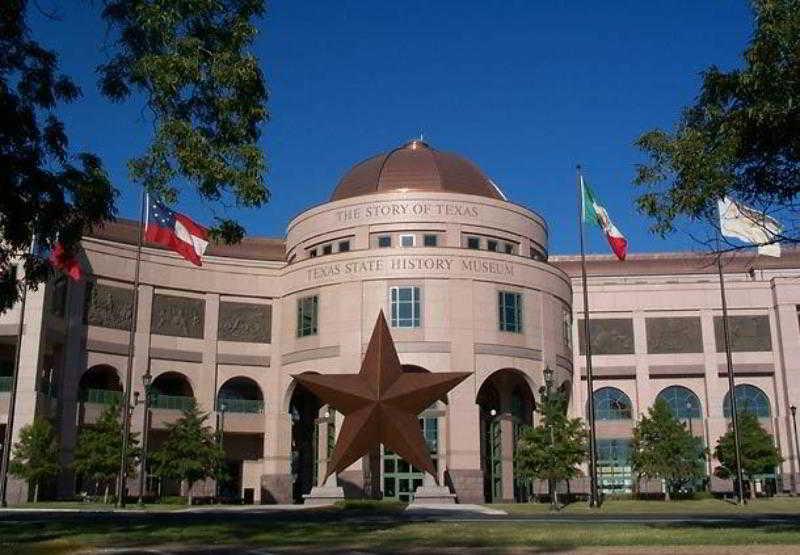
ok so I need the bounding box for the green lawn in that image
[4,498,800,553]
[491,497,800,514]
[3,518,800,554]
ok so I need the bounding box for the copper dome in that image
[330,140,507,201]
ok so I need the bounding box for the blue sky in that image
[30,0,753,255]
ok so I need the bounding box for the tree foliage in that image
[634,0,800,243]
[714,410,782,497]
[8,418,60,502]
[73,402,140,503]
[630,399,705,500]
[515,387,586,505]
[150,402,225,505]
[98,0,270,244]
[0,0,116,312]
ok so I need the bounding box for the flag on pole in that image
[718,197,782,257]
[580,176,628,261]
[145,195,209,266]
[49,242,82,281]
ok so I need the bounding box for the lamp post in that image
[542,366,556,510]
[791,406,799,495]
[137,373,152,506]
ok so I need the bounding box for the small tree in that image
[9,418,60,503]
[714,411,782,499]
[515,388,586,509]
[630,399,705,500]
[150,402,226,505]
[73,402,139,503]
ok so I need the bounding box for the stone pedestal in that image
[303,473,345,506]
[412,472,456,504]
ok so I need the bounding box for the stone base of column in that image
[412,473,456,505]
[303,474,345,506]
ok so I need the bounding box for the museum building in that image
[2,139,800,504]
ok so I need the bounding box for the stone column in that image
[303,406,344,505]
[128,285,153,497]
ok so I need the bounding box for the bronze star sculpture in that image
[293,311,470,482]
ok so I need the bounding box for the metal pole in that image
[791,406,799,495]
[717,250,746,504]
[0,235,36,507]
[117,188,147,508]
[577,166,600,508]
[137,373,151,506]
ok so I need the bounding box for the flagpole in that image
[577,165,600,508]
[716,238,746,504]
[0,234,36,507]
[117,187,147,508]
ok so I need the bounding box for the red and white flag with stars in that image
[145,195,209,266]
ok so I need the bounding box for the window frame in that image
[296,295,319,337]
[399,234,415,248]
[591,387,633,421]
[487,239,498,252]
[390,286,421,328]
[322,244,333,255]
[467,236,481,250]
[377,235,392,248]
[423,234,438,247]
[338,240,350,252]
[498,291,523,333]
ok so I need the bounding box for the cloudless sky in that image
[29,0,754,255]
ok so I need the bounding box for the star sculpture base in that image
[303,473,345,506]
[411,472,457,505]
[293,311,471,487]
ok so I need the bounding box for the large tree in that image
[1,0,269,312]
[8,418,60,503]
[630,399,705,501]
[150,402,226,505]
[714,411,782,499]
[515,387,586,509]
[73,402,140,503]
[634,0,799,245]
[0,0,116,312]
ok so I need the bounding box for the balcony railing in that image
[217,398,265,414]
[0,376,11,392]
[80,388,122,405]
[151,394,195,411]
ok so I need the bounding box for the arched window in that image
[723,384,770,418]
[217,376,265,414]
[591,387,633,420]
[656,386,702,419]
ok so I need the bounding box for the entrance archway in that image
[288,378,324,503]
[78,365,122,405]
[477,369,535,503]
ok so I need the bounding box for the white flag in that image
[717,197,782,257]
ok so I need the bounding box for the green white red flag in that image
[581,176,628,261]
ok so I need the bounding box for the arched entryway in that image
[151,371,194,410]
[477,368,535,503]
[288,376,326,503]
[78,365,122,405]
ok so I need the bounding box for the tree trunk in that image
[552,480,559,510]
[33,482,39,504]
[749,479,756,500]
[187,481,193,506]
[664,484,671,502]
[103,483,110,504]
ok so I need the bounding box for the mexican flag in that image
[581,176,628,261]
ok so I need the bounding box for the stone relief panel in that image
[578,318,634,355]
[646,317,703,354]
[218,302,272,343]
[83,282,133,330]
[151,294,205,338]
[714,315,772,352]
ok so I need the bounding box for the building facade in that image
[1,140,799,504]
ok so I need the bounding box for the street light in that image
[137,373,152,506]
[541,366,556,510]
[791,406,799,495]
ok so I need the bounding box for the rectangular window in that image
[338,240,350,252]
[309,248,317,258]
[498,291,522,333]
[504,243,514,254]
[467,236,480,250]
[296,295,319,337]
[423,234,438,247]
[400,234,415,247]
[390,286,421,328]
[322,244,333,255]
[378,235,391,248]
